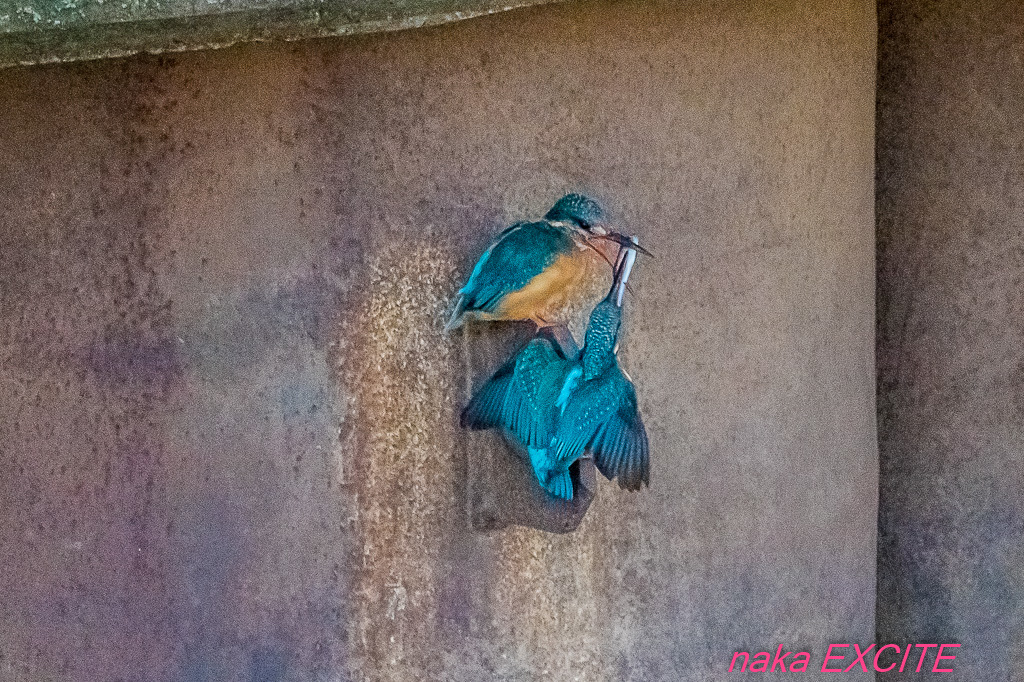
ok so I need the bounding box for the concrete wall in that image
[0,1,877,679]
[876,2,1024,679]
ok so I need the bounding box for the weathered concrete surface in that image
[0,0,561,69]
[876,2,1024,679]
[0,1,876,679]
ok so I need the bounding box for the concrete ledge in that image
[0,0,562,68]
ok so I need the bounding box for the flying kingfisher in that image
[461,240,649,499]
[550,240,649,494]
[444,194,635,333]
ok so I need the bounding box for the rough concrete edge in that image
[0,0,566,69]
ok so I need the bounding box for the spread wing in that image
[509,339,565,448]
[459,221,574,313]
[589,383,649,491]
[460,337,566,453]
[552,368,649,491]
[460,353,517,431]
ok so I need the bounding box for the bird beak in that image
[596,231,654,258]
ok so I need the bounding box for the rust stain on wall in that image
[333,240,461,680]
[486,486,653,680]
[491,512,608,679]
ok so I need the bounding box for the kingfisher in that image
[445,193,634,333]
[461,240,649,499]
[550,240,649,494]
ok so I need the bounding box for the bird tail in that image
[528,447,572,500]
[443,295,467,334]
[544,470,574,501]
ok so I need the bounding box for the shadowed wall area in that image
[0,1,876,679]
[876,1,1024,679]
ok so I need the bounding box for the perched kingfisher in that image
[461,240,649,499]
[445,194,631,333]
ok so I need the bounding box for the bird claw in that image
[537,325,580,360]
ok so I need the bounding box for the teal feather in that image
[447,220,575,330]
[547,245,650,491]
[528,447,573,500]
[551,363,649,491]
[460,230,650,499]
[462,309,649,495]
[462,336,577,499]
[590,383,649,491]
[544,193,606,227]
[555,365,583,413]
[460,353,516,430]
[510,340,571,446]
[580,300,621,380]
[546,469,573,500]
[446,194,609,331]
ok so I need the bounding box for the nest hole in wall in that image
[461,321,597,534]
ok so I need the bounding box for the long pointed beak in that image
[596,231,654,258]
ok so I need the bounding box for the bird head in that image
[547,195,651,272]
[545,193,608,235]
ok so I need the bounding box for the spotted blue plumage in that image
[551,363,649,491]
[461,336,578,499]
[549,245,650,492]
[462,238,650,498]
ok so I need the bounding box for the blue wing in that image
[458,220,574,313]
[551,379,617,465]
[461,338,563,449]
[590,384,649,491]
[529,446,573,500]
[510,339,566,448]
[460,353,517,431]
[462,337,578,499]
[551,367,649,491]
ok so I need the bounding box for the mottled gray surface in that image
[876,2,1024,679]
[0,1,877,679]
[0,0,561,69]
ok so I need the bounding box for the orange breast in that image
[490,246,614,326]
[493,252,587,323]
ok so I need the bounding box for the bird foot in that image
[536,324,580,360]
